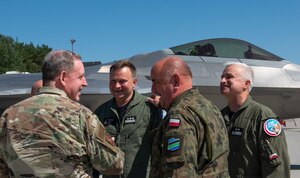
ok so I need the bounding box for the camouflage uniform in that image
[94,90,162,178]
[0,87,124,177]
[221,96,290,178]
[150,88,230,178]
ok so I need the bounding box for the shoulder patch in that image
[164,135,183,158]
[264,118,282,137]
[167,138,180,151]
[168,118,181,127]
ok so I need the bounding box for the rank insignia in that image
[231,127,243,136]
[264,119,282,137]
[168,118,180,127]
[124,116,136,124]
[167,138,180,151]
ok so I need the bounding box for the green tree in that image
[0,34,52,74]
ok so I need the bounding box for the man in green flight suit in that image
[149,56,229,177]
[94,60,162,178]
[220,62,290,178]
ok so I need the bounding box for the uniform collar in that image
[170,88,198,109]
[39,86,69,99]
[236,95,252,112]
[225,95,252,115]
[223,95,252,123]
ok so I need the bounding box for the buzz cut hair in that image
[110,60,137,78]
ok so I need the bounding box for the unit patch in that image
[264,119,282,137]
[167,138,180,151]
[168,118,181,127]
[231,127,243,136]
[124,116,136,124]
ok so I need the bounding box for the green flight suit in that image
[94,91,162,178]
[150,88,230,178]
[221,96,290,178]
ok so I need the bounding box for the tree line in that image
[0,34,52,74]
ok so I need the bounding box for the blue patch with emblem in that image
[264,118,282,137]
[167,138,180,151]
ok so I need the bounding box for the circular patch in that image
[264,119,282,137]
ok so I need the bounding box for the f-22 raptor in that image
[1,38,300,121]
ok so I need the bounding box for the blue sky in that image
[1,0,300,64]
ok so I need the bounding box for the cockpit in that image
[170,38,284,61]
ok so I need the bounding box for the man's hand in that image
[147,94,161,108]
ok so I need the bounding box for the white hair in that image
[224,62,254,92]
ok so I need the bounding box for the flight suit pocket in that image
[229,130,243,152]
[261,139,281,168]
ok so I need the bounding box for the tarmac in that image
[285,118,300,177]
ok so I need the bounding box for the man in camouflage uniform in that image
[0,50,124,177]
[220,62,290,178]
[93,60,162,178]
[149,56,229,177]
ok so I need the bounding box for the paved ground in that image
[284,118,300,178]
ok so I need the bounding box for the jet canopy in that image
[170,38,285,61]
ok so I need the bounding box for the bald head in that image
[151,57,193,110]
[152,57,192,82]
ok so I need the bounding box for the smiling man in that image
[94,60,162,178]
[220,62,290,178]
[0,50,124,177]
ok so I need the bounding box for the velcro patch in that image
[231,127,243,136]
[96,124,105,141]
[124,116,136,124]
[264,119,282,137]
[167,138,180,151]
[168,118,180,127]
[91,118,98,128]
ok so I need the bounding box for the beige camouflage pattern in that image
[0,87,124,177]
[150,88,229,178]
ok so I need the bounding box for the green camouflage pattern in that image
[0,87,124,177]
[222,96,290,178]
[150,88,230,178]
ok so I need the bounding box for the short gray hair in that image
[42,50,82,84]
[224,62,254,91]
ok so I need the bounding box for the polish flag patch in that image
[168,118,180,127]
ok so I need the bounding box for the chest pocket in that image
[229,113,257,153]
[124,113,150,138]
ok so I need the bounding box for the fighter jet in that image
[1,38,300,120]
